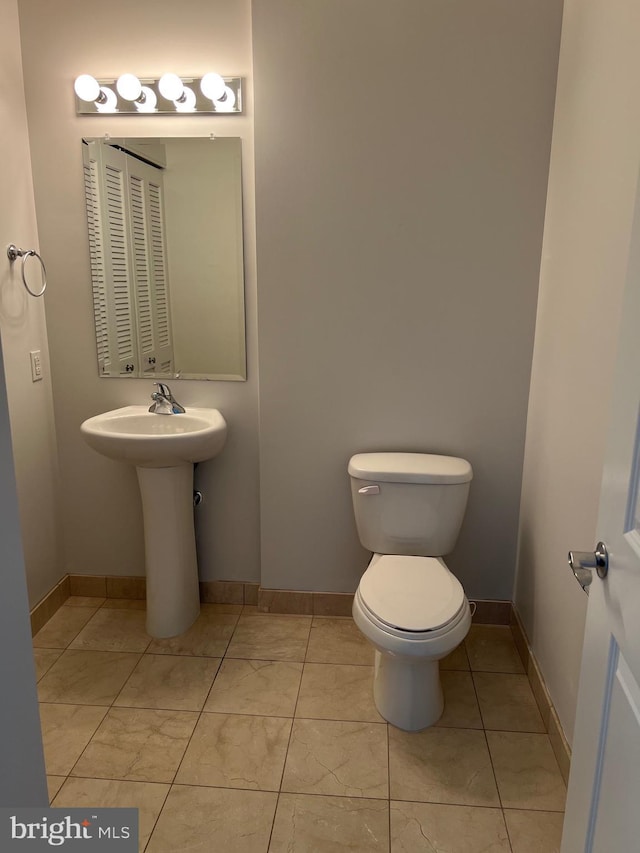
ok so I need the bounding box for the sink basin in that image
[81,405,227,468]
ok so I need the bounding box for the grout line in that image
[142,782,172,852]
[386,718,391,853]
[466,650,509,832]
[265,615,313,850]
[145,609,254,841]
[144,646,228,849]
[56,706,111,781]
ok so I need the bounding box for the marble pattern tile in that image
[31,606,572,849]
[69,575,107,598]
[33,648,63,681]
[39,703,107,775]
[38,650,141,705]
[296,663,382,722]
[30,600,54,637]
[146,612,238,657]
[30,578,69,635]
[474,672,545,732]
[510,611,531,671]
[282,719,388,799]
[114,654,220,712]
[176,713,292,791]
[440,642,470,671]
[33,606,99,649]
[313,592,354,617]
[548,706,571,784]
[200,602,243,614]
[71,707,198,783]
[204,659,303,717]
[504,808,565,853]
[389,726,499,806]
[244,584,260,606]
[106,576,146,600]
[65,596,106,607]
[270,793,389,852]
[69,609,151,653]
[101,599,146,611]
[465,625,525,673]
[258,589,313,615]
[527,655,552,729]
[53,777,170,850]
[226,614,312,661]
[486,731,567,811]
[391,801,511,852]
[436,671,483,729]
[46,776,66,803]
[471,600,512,625]
[305,618,374,665]
[146,785,277,853]
[199,580,245,605]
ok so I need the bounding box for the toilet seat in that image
[358,555,465,634]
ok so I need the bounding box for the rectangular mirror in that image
[82,136,246,380]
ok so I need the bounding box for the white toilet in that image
[349,451,473,731]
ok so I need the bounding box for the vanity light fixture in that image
[74,72,243,115]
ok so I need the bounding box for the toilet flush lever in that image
[358,485,380,495]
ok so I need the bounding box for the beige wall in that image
[18,0,260,583]
[515,0,640,744]
[252,0,563,595]
[1,0,63,606]
[164,138,246,378]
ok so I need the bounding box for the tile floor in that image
[33,599,566,852]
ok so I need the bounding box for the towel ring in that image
[7,244,47,297]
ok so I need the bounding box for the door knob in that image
[567,541,609,594]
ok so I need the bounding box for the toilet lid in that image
[359,556,465,632]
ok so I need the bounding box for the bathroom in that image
[2,0,640,849]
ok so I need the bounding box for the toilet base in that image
[373,650,443,731]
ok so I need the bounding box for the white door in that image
[561,167,640,851]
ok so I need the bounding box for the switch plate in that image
[30,350,43,382]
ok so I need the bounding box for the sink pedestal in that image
[136,464,200,637]
[80,405,227,638]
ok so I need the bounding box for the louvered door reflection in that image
[83,157,110,373]
[82,140,174,377]
[125,159,173,376]
[83,142,137,374]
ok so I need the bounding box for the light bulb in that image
[214,86,236,112]
[74,74,101,102]
[158,73,185,101]
[175,86,197,112]
[135,86,157,112]
[200,72,226,101]
[95,87,118,113]
[116,73,142,101]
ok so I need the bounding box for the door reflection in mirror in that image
[82,136,247,380]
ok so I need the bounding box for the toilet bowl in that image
[348,452,473,731]
[352,554,471,730]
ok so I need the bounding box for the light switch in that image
[30,350,43,382]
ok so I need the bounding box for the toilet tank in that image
[348,452,473,556]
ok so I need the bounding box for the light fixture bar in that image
[75,75,243,115]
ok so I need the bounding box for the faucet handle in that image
[150,381,185,414]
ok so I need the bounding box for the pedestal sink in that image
[80,405,227,638]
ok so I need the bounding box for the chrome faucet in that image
[148,382,185,415]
